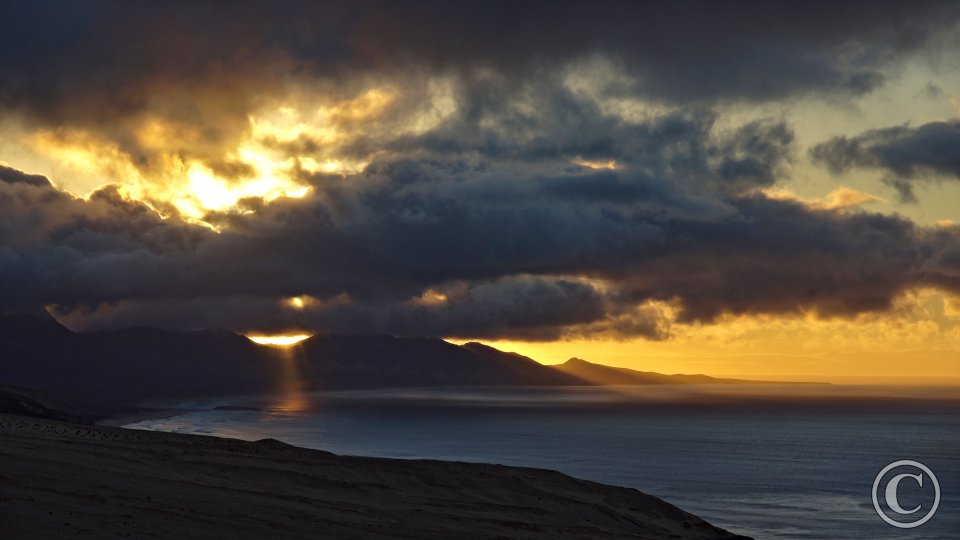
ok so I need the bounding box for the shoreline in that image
[94,407,192,427]
[0,413,750,540]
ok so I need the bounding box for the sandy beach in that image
[0,414,748,540]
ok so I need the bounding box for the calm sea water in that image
[128,385,960,540]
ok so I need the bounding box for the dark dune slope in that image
[0,414,751,540]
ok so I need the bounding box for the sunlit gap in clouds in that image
[22,127,316,221]
[1,77,462,239]
[246,334,312,346]
[11,86,400,222]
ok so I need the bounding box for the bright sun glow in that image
[246,334,312,346]
[573,158,619,170]
[9,82,464,223]
[25,127,316,220]
[173,160,311,218]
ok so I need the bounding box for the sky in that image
[1,1,959,381]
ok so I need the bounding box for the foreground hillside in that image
[0,386,90,423]
[0,414,750,540]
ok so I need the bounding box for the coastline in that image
[94,407,192,427]
[0,413,750,540]
[82,385,960,540]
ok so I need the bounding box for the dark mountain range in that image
[293,335,581,389]
[0,313,807,407]
[0,314,283,404]
[0,313,582,405]
[553,357,817,385]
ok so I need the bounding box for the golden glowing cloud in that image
[763,186,886,210]
[573,158,619,170]
[284,295,320,310]
[25,125,314,220]
[412,289,449,306]
[173,160,311,218]
[2,78,465,226]
[6,84,446,222]
[27,129,146,192]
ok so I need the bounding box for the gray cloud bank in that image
[811,120,960,202]
[4,119,960,338]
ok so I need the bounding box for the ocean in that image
[127,385,960,539]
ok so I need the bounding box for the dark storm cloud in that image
[0,1,356,167]
[811,120,960,202]
[1,0,958,128]
[335,80,795,211]
[3,1,960,338]
[606,197,933,322]
[432,103,792,191]
[299,162,952,325]
[351,0,960,102]
[5,149,960,339]
[56,276,608,340]
[0,165,53,187]
[0,0,953,196]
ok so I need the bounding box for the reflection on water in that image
[128,385,960,540]
[264,383,960,411]
[269,345,308,413]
